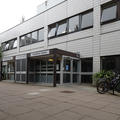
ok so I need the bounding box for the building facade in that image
[0,0,120,86]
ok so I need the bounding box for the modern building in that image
[0,0,120,86]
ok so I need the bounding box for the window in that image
[48,24,56,38]
[9,40,14,49]
[20,36,26,46]
[38,29,44,41]
[68,15,79,33]
[5,43,9,50]
[2,43,6,51]
[81,58,93,72]
[101,4,117,23]
[13,40,17,48]
[31,31,38,43]
[26,33,31,45]
[56,20,67,36]
[81,11,93,29]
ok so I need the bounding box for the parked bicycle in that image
[97,72,120,95]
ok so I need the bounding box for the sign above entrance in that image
[2,56,13,62]
[16,54,27,60]
[31,50,50,57]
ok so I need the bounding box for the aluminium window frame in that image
[48,9,93,40]
[19,27,44,47]
[101,0,120,25]
[2,38,17,52]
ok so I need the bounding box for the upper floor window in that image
[101,3,117,23]
[39,28,44,41]
[13,40,17,48]
[31,31,38,43]
[56,20,67,36]
[68,15,79,33]
[81,10,93,29]
[48,24,56,38]
[20,28,44,47]
[2,38,17,51]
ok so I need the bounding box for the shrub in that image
[93,70,115,85]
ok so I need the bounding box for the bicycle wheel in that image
[115,82,120,93]
[97,81,109,94]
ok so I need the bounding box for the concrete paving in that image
[0,82,120,120]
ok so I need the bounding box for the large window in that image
[56,20,67,36]
[48,24,56,38]
[2,38,17,51]
[68,15,79,33]
[81,11,93,29]
[101,4,117,23]
[20,28,44,47]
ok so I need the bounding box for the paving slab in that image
[0,82,120,120]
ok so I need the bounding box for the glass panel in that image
[81,75,92,83]
[2,43,6,51]
[81,58,93,72]
[39,29,44,41]
[81,11,93,29]
[13,40,17,48]
[47,74,53,83]
[5,43,9,50]
[21,59,26,71]
[9,40,14,49]
[41,60,47,71]
[57,20,67,36]
[16,74,20,81]
[41,74,46,83]
[26,33,31,45]
[101,56,120,72]
[101,5,117,22]
[31,31,38,43]
[16,60,21,71]
[47,60,54,71]
[73,60,79,72]
[64,59,71,72]
[69,16,79,33]
[63,74,70,83]
[48,24,56,38]
[35,60,40,72]
[20,36,26,46]
[73,74,79,83]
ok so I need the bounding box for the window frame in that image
[81,9,93,30]
[48,9,93,40]
[56,19,68,37]
[101,0,119,25]
[68,15,80,34]
[2,38,17,51]
[48,24,57,39]
[19,28,44,47]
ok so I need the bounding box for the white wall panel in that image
[67,37,93,58]
[101,30,120,56]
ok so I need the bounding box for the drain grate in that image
[60,90,75,93]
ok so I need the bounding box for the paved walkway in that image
[0,82,120,120]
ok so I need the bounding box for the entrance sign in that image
[2,56,13,62]
[16,54,27,60]
[31,50,50,57]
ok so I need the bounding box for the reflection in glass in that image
[57,20,67,36]
[81,11,93,29]
[13,40,17,48]
[48,25,56,38]
[101,5,117,22]
[69,16,79,33]
[39,29,44,41]
[31,31,38,43]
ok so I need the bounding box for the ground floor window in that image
[81,75,92,83]
[101,55,120,72]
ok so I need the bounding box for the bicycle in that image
[97,72,120,95]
